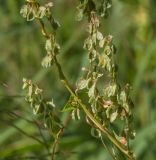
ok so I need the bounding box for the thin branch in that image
[51,113,71,160]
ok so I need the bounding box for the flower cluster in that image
[76,0,112,21]
[22,78,62,137]
[20,1,60,68]
[20,1,53,21]
[76,0,135,147]
[22,78,44,115]
[42,35,60,68]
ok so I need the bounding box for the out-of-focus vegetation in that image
[0,0,156,160]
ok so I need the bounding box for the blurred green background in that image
[0,0,156,159]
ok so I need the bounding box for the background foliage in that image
[0,0,156,159]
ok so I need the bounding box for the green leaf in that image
[62,103,75,112]
[61,96,76,112]
[44,116,62,137]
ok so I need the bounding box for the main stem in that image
[37,17,134,160]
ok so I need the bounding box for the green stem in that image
[35,8,134,160]
[54,55,134,160]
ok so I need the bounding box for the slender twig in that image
[51,113,71,160]
[38,19,50,38]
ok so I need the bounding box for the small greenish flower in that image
[96,31,103,41]
[36,6,46,18]
[41,54,53,68]
[46,99,56,108]
[45,39,53,52]
[104,83,117,97]
[20,5,29,18]
[77,78,90,90]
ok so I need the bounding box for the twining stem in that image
[36,14,134,160]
